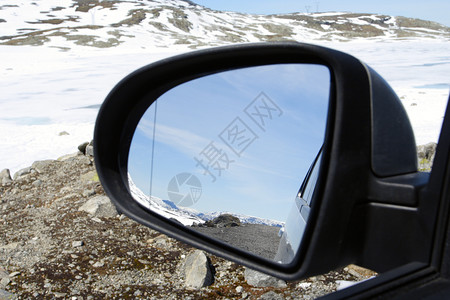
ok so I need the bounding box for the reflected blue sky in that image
[128,64,330,222]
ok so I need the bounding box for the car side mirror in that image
[94,43,428,281]
[127,63,329,265]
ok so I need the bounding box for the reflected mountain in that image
[128,175,284,227]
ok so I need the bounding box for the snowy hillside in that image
[128,175,204,226]
[1,0,449,51]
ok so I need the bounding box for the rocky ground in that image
[7,141,437,299]
[191,224,281,261]
[417,142,437,171]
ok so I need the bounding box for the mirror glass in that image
[128,64,330,264]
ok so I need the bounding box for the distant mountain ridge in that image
[1,0,449,49]
[128,175,283,227]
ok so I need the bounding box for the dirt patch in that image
[0,25,126,48]
[0,5,18,9]
[26,16,80,25]
[168,7,193,32]
[71,0,120,13]
[112,9,147,27]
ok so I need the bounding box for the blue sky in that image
[128,64,330,222]
[193,0,450,26]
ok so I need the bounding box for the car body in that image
[275,148,322,264]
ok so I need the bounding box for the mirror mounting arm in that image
[367,172,429,207]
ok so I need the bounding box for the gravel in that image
[191,224,281,260]
[0,146,376,299]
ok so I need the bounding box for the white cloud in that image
[136,118,211,157]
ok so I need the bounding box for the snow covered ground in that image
[0,46,181,174]
[1,39,448,175]
[319,39,450,145]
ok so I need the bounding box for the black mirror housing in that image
[94,42,426,281]
[369,67,418,176]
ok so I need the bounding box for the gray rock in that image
[72,241,84,248]
[417,142,437,160]
[13,167,32,180]
[32,180,42,187]
[53,292,67,298]
[85,145,94,157]
[78,196,117,218]
[0,169,12,185]
[205,214,241,228]
[258,291,284,300]
[0,268,8,280]
[85,140,94,157]
[0,289,16,299]
[244,267,287,288]
[0,268,9,288]
[0,277,11,289]
[93,261,104,268]
[8,272,20,278]
[184,250,213,288]
[78,142,90,155]
[155,237,167,246]
[31,160,54,174]
[417,142,437,171]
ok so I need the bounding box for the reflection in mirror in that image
[128,64,330,264]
